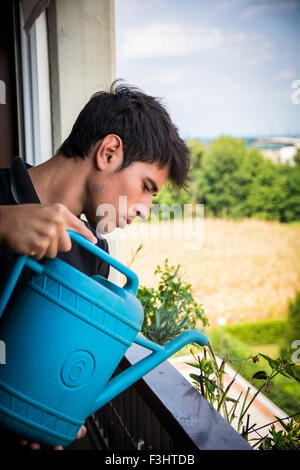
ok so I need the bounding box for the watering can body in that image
[0,231,208,447]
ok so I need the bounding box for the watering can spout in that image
[91,329,208,414]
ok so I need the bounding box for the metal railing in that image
[84,343,252,451]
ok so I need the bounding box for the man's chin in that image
[84,214,115,234]
[86,213,126,235]
[96,221,119,235]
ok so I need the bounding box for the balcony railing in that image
[68,342,252,451]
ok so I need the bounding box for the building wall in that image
[47,0,116,152]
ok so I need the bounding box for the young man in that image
[0,81,190,450]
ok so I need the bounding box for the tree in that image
[152,136,300,222]
[278,163,300,222]
[244,156,288,220]
[194,136,249,217]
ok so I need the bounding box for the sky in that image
[114,0,300,139]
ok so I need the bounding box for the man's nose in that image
[135,204,149,220]
[131,200,151,220]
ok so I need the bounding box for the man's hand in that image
[0,204,97,259]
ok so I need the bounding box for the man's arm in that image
[0,203,96,450]
[0,203,98,259]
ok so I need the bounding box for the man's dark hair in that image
[58,80,190,190]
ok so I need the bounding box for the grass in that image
[287,221,300,226]
[119,217,300,327]
[250,344,279,358]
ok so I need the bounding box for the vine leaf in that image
[252,370,268,380]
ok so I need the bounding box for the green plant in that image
[208,328,300,415]
[251,415,300,450]
[137,259,208,345]
[127,243,144,268]
[187,345,235,423]
[188,344,300,449]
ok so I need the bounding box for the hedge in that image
[216,319,286,346]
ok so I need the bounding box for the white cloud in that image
[120,22,224,59]
[119,21,274,66]
[276,69,296,80]
[215,31,275,65]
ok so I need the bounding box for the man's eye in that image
[143,183,151,192]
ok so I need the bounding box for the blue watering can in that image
[0,231,208,447]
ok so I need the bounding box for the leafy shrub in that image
[254,415,300,450]
[137,259,208,345]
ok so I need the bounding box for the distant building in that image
[252,136,300,165]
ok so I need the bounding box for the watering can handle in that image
[0,229,139,319]
[0,255,43,319]
[66,230,139,295]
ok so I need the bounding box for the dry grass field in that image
[118,218,300,327]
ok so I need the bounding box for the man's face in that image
[85,161,169,234]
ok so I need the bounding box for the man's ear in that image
[94,134,123,171]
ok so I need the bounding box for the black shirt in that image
[0,156,110,291]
